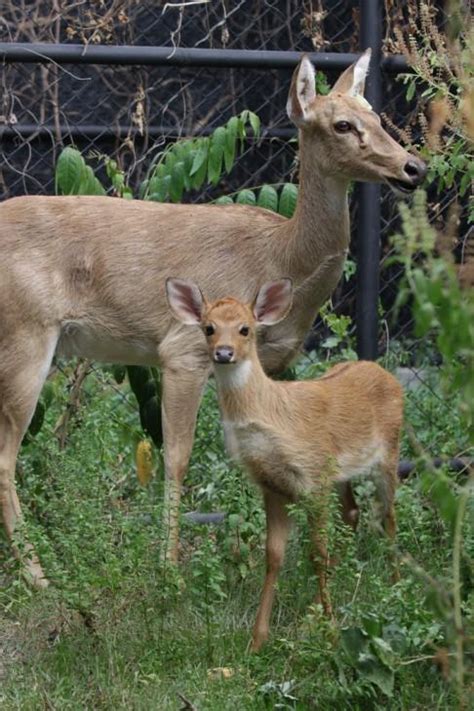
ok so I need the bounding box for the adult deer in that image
[0,50,425,587]
[166,278,404,651]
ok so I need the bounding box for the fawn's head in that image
[166,278,293,367]
[288,49,426,192]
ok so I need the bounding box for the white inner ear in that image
[297,57,316,110]
[167,280,202,325]
[287,56,316,122]
[349,51,371,97]
[254,280,292,325]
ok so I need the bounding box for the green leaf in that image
[147,174,171,202]
[247,111,261,138]
[190,155,209,190]
[169,161,185,202]
[224,119,238,173]
[257,185,278,212]
[85,166,106,196]
[236,189,256,206]
[207,142,224,186]
[190,139,209,177]
[215,195,234,205]
[278,183,298,217]
[182,144,195,190]
[56,147,85,195]
[341,626,369,661]
[358,653,394,697]
[138,179,149,199]
[406,81,416,102]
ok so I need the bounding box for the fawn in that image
[166,277,404,652]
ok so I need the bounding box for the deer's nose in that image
[403,158,427,185]
[214,346,234,364]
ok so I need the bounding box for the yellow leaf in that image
[136,440,153,486]
[207,667,234,681]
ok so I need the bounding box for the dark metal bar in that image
[0,123,296,140]
[356,0,383,360]
[398,457,471,481]
[0,42,408,72]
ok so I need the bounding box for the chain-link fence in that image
[0,1,467,473]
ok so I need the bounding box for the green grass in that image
[0,362,472,710]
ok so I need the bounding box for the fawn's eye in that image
[334,120,352,133]
[204,325,215,337]
[239,326,249,337]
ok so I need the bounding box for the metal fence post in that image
[356,0,383,360]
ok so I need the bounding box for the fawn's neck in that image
[213,349,279,422]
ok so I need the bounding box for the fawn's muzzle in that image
[214,346,234,364]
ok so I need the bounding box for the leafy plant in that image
[391,188,473,709]
[391,0,473,222]
[139,110,260,202]
[215,182,298,217]
[55,146,106,196]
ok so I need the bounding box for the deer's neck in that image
[213,351,277,422]
[277,131,350,277]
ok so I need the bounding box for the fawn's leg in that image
[160,364,209,563]
[0,326,58,588]
[251,489,291,652]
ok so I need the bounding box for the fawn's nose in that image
[214,346,234,364]
[403,157,427,185]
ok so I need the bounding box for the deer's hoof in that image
[24,562,49,590]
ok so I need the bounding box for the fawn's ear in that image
[330,48,371,98]
[166,278,204,325]
[253,279,293,325]
[286,54,316,127]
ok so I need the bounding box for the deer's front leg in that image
[160,364,209,563]
[251,489,291,652]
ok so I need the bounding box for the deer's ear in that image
[166,278,204,325]
[330,48,371,97]
[286,55,316,127]
[253,279,293,325]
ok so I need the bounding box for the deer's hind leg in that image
[0,326,58,588]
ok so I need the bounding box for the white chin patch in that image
[215,359,252,390]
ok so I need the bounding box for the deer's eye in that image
[334,121,352,133]
[239,326,249,337]
[204,325,215,337]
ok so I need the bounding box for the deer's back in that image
[1,196,293,366]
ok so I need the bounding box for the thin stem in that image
[452,476,471,709]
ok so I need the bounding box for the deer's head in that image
[287,50,426,192]
[166,278,292,367]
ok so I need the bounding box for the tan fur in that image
[0,53,419,586]
[192,294,403,652]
